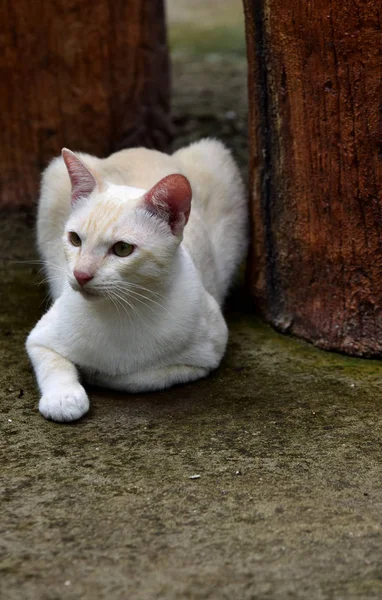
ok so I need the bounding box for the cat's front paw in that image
[39,384,89,422]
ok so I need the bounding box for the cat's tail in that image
[173,138,248,297]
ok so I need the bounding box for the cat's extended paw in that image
[39,384,89,422]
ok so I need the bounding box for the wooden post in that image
[0,0,171,209]
[243,0,382,356]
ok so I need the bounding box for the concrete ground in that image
[2,2,382,598]
[2,216,382,600]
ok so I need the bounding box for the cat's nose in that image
[74,270,93,287]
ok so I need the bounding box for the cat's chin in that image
[79,289,102,301]
[72,286,102,301]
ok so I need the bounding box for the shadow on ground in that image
[2,2,382,598]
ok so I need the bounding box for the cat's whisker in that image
[112,285,166,312]
[111,290,156,329]
[109,292,137,327]
[113,281,167,301]
[34,278,55,290]
[39,289,53,310]
[13,259,67,274]
[11,259,45,265]
[118,287,166,310]
[111,290,143,316]
[110,281,167,302]
[43,265,68,275]
[105,290,123,325]
[92,284,163,316]
[112,287,163,318]
[34,268,68,288]
[35,277,57,288]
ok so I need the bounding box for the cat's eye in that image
[112,241,134,257]
[68,231,82,247]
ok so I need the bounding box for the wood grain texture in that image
[0,0,171,208]
[243,0,382,356]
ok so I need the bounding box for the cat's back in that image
[173,139,248,303]
[100,148,182,189]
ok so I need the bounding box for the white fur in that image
[26,139,248,422]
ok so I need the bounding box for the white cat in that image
[26,139,248,422]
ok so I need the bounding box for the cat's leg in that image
[26,342,89,422]
[126,365,209,392]
[87,365,209,393]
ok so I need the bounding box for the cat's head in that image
[61,149,192,300]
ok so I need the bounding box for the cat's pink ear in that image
[143,174,192,236]
[62,148,100,206]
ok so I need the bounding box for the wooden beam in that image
[0,0,171,208]
[243,0,382,356]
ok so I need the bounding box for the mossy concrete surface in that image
[2,214,382,600]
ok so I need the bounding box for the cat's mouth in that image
[78,288,100,300]
[69,280,101,300]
